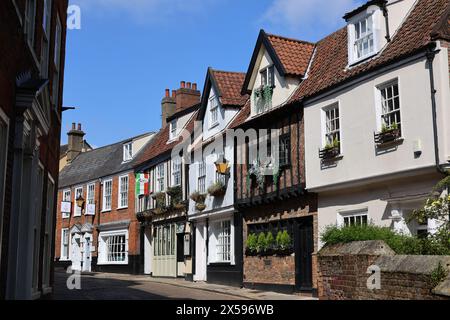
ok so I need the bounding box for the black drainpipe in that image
[382,1,391,42]
[425,43,446,174]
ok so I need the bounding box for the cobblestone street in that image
[53,270,315,300]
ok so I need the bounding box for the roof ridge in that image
[266,32,315,46]
[210,68,246,75]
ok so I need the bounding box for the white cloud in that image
[261,0,364,38]
[71,0,217,23]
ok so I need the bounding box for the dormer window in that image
[170,119,177,139]
[123,142,132,162]
[354,15,374,60]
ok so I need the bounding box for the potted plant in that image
[207,181,227,197]
[265,231,275,256]
[152,192,167,215]
[256,232,267,255]
[167,186,183,209]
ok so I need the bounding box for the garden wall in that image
[317,241,450,300]
[244,255,295,286]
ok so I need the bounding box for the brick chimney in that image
[175,81,200,113]
[161,88,176,129]
[67,123,85,163]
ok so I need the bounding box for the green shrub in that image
[276,230,292,250]
[257,232,267,253]
[430,262,449,287]
[266,232,275,248]
[321,224,450,255]
[246,233,258,253]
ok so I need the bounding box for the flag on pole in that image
[136,173,150,196]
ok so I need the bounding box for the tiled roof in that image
[266,33,315,77]
[134,110,199,168]
[290,0,450,103]
[229,99,251,129]
[59,133,154,188]
[211,69,249,107]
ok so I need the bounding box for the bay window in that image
[208,219,233,264]
[98,230,129,264]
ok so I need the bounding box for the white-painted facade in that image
[188,85,239,281]
[304,0,450,248]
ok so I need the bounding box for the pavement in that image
[53,270,316,300]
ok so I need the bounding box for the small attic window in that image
[260,65,275,88]
[123,142,132,162]
[353,15,374,60]
[169,119,177,139]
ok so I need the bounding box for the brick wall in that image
[317,241,450,300]
[242,194,318,290]
[55,172,140,262]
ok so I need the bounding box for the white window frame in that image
[208,217,235,265]
[97,229,129,265]
[102,178,113,212]
[73,186,83,217]
[156,163,165,192]
[260,65,275,87]
[172,157,181,186]
[337,208,369,227]
[62,189,71,218]
[353,15,374,60]
[209,96,219,128]
[376,79,402,135]
[321,103,342,150]
[0,110,9,238]
[85,182,95,215]
[170,120,178,140]
[123,143,133,162]
[197,161,206,194]
[118,174,129,209]
[60,228,70,261]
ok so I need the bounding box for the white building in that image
[293,0,450,246]
[189,68,248,286]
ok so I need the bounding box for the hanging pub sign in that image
[86,204,96,215]
[135,173,150,196]
[61,201,71,213]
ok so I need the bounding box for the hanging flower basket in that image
[190,191,206,204]
[207,181,227,197]
[195,203,206,211]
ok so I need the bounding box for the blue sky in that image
[62,0,364,147]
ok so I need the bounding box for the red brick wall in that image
[317,248,450,300]
[55,172,140,261]
[242,194,318,290]
[0,0,68,298]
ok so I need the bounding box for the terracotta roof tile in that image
[211,70,249,107]
[266,34,315,76]
[134,110,199,167]
[229,99,251,129]
[290,0,450,102]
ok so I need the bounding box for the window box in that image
[374,128,401,145]
[319,145,341,160]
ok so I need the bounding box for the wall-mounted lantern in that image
[215,154,230,175]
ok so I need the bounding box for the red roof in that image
[229,99,251,129]
[134,110,199,167]
[211,69,249,107]
[290,0,450,103]
[266,33,315,77]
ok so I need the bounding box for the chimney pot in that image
[181,81,186,88]
[192,83,197,90]
[77,123,81,131]
[172,90,177,98]
[72,123,76,130]
[165,89,170,97]
[186,82,192,89]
